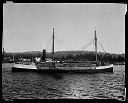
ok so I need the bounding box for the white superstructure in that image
[13,62,38,69]
[96,64,113,69]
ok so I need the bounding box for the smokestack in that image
[3,48,4,54]
[42,49,46,61]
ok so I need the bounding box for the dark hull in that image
[12,67,113,74]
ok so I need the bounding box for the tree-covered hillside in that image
[2,50,125,64]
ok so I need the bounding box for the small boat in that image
[12,61,38,72]
[12,28,113,73]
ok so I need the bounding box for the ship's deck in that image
[38,66,96,70]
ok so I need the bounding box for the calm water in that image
[2,63,125,101]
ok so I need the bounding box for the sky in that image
[3,3,126,54]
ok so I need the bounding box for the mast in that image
[52,28,55,68]
[95,30,97,65]
[52,28,54,61]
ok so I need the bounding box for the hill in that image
[3,50,125,63]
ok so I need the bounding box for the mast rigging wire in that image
[99,42,106,53]
[78,37,95,51]
[81,39,95,51]
[74,38,95,56]
[54,34,75,51]
[45,35,53,51]
[46,31,106,57]
[54,36,67,51]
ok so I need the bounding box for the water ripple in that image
[2,64,125,101]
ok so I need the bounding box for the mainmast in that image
[52,28,55,61]
[52,28,55,68]
[95,30,97,65]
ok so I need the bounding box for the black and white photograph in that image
[2,3,126,101]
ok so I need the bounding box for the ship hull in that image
[12,65,113,74]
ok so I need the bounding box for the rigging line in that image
[80,39,95,51]
[54,37,66,51]
[78,38,93,51]
[75,40,94,56]
[54,35,75,51]
[75,39,95,56]
[54,33,64,42]
[79,38,95,51]
[99,42,106,53]
[54,34,75,51]
[45,35,53,50]
[54,36,67,51]
[78,37,95,51]
[81,37,95,50]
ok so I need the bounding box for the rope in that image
[54,35,74,51]
[99,42,106,53]
[54,36,67,50]
[45,35,53,51]
[78,37,95,51]
[74,38,95,56]
[54,34,75,51]
[81,39,95,51]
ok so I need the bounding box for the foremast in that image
[95,30,98,66]
[52,28,55,68]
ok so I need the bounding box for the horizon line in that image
[2,50,125,55]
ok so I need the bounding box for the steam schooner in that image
[12,28,113,73]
